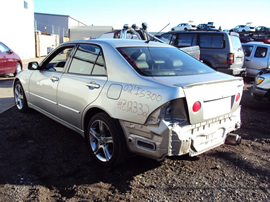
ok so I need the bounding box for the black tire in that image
[86,112,127,167]
[13,62,22,77]
[14,80,29,112]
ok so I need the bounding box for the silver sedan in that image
[13,39,243,167]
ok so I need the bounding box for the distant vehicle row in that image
[171,22,218,31]
[170,22,270,34]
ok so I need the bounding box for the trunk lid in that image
[153,72,243,124]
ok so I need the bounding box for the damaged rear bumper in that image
[120,106,241,161]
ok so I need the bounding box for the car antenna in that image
[155,23,170,36]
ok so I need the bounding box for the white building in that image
[0,0,35,59]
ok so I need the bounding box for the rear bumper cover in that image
[121,106,241,160]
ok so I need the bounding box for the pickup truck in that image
[242,42,270,77]
[99,23,200,60]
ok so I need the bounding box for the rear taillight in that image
[235,93,241,102]
[228,53,234,65]
[192,101,201,112]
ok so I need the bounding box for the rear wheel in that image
[86,112,127,167]
[14,80,28,112]
[13,62,22,76]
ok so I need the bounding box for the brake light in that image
[192,101,201,112]
[228,53,234,65]
[235,93,240,102]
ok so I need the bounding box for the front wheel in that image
[86,113,127,167]
[14,80,28,112]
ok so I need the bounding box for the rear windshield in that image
[230,36,242,50]
[117,47,215,76]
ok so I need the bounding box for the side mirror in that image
[28,62,39,70]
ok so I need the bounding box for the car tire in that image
[86,112,128,167]
[13,62,22,77]
[14,80,29,112]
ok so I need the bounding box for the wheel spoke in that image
[90,128,100,141]
[93,143,102,155]
[99,121,105,135]
[105,136,113,144]
[103,145,112,161]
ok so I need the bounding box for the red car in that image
[0,42,22,76]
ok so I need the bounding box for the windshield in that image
[117,47,214,76]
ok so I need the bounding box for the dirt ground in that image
[0,78,269,201]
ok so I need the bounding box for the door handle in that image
[86,82,100,89]
[245,59,250,61]
[50,76,59,82]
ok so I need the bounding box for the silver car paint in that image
[15,39,243,160]
[242,42,270,77]
[251,70,270,100]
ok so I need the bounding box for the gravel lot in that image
[0,79,269,201]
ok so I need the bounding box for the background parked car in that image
[197,23,216,31]
[251,68,270,101]
[239,33,254,43]
[231,25,255,33]
[253,35,270,44]
[255,26,270,33]
[159,31,246,76]
[0,42,22,76]
[242,42,270,77]
[171,23,196,31]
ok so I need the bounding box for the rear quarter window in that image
[176,34,197,47]
[199,34,224,48]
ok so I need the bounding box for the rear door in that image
[243,44,269,74]
[56,44,107,129]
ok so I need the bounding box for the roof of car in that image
[164,30,225,34]
[243,42,270,46]
[62,39,173,48]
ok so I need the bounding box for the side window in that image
[200,34,224,48]
[159,33,172,44]
[176,34,196,46]
[254,47,267,58]
[68,45,106,75]
[242,45,253,57]
[43,46,74,72]
[0,43,10,53]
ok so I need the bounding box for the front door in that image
[28,46,75,116]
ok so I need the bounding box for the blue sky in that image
[34,0,270,32]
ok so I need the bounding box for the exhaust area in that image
[225,133,242,145]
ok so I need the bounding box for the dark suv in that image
[159,31,246,76]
